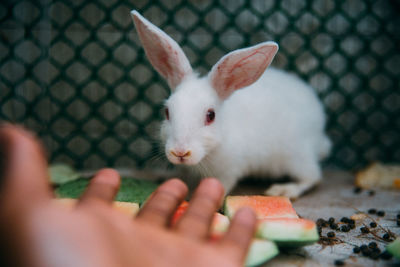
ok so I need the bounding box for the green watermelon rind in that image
[245,239,279,267]
[55,177,158,205]
[257,219,319,247]
[387,238,400,259]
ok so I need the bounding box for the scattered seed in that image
[368,242,377,249]
[353,246,361,253]
[353,187,362,194]
[327,231,335,238]
[370,222,377,228]
[377,210,385,217]
[334,259,345,266]
[368,209,377,214]
[360,227,370,234]
[328,217,335,224]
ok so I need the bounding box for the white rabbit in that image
[131,11,331,199]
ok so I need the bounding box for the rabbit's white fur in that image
[131,11,331,198]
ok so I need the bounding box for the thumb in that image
[0,124,52,210]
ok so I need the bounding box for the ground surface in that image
[232,170,400,266]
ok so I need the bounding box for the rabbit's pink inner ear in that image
[132,11,192,89]
[210,43,278,100]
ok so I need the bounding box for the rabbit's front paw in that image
[264,183,303,200]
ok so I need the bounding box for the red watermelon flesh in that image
[224,196,298,219]
[171,201,230,235]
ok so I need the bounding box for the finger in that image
[78,168,120,205]
[136,178,187,227]
[175,178,224,240]
[0,124,51,207]
[218,207,256,263]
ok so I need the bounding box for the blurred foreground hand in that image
[0,124,256,267]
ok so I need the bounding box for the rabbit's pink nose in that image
[170,150,191,158]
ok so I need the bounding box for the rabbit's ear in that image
[131,11,192,90]
[209,42,278,100]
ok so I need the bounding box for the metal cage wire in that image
[0,0,399,170]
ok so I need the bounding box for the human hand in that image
[0,124,256,267]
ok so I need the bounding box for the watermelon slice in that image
[225,195,318,247]
[245,239,279,267]
[54,198,140,217]
[257,218,319,247]
[387,237,400,259]
[225,196,298,219]
[171,201,230,236]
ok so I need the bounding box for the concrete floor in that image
[232,170,400,266]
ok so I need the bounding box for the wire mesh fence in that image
[0,0,399,170]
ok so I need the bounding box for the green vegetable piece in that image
[49,164,80,185]
[387,237,400,259]
[55,177,158,205]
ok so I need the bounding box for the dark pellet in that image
[353,246,361,253]
[370,222,377,228]
[327,231,335,238]
[397,219,400,226]
[330,223,338,230]
[360,245,368,251]
[341,225,350,232]
[377,210,385,217]
[368,242,377,249]
[348,219,355,224]
[368,190,375,196]
[368,209,377,214]
[372,247,381,254]
[360,227,370,233]
[397,214,400,219]
[383,233,390,240]
[317,218,327,227]
[348,223,355,229]
[334,260,345,266]
[353,187,362,194]
[370,251,380,260]
[380,250,393,260]
[340,217,350,223]
[362,248,371,256]
[328,217,335,224]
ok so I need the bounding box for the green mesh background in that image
[0,0,399,170]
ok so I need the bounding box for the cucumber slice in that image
[387,238,400,259]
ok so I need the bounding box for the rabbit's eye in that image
[165,108,169,120]
[205,109,215,125]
